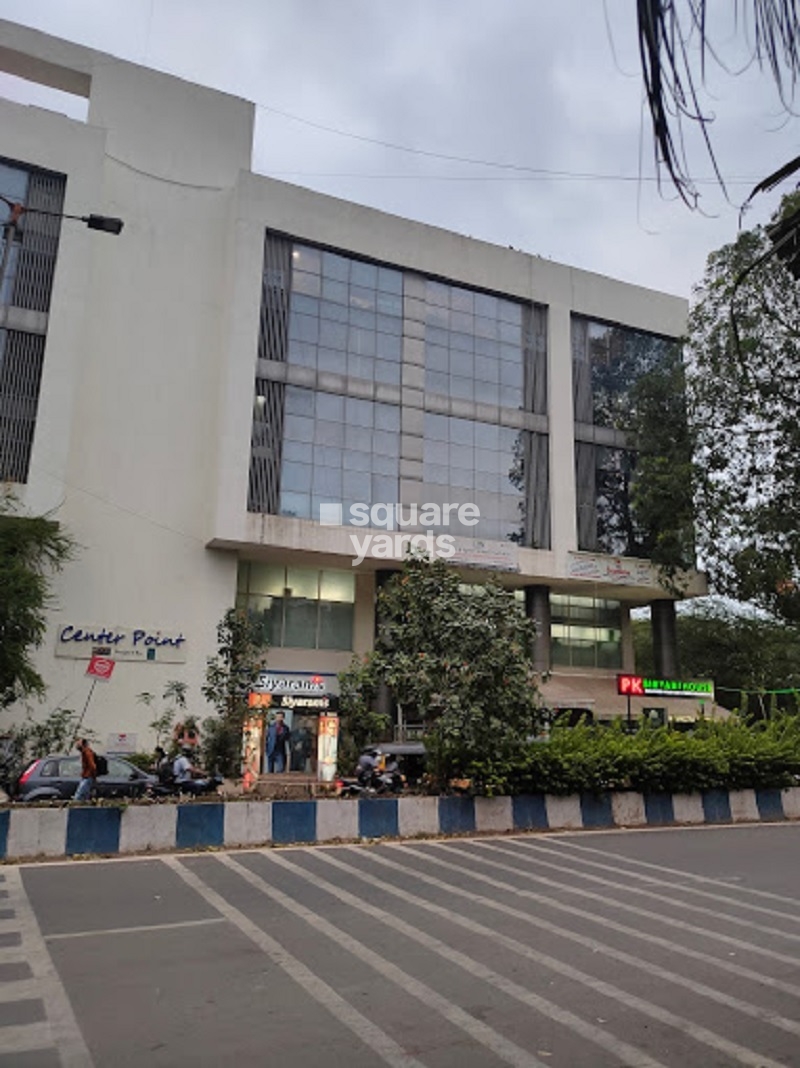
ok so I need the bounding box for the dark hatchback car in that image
[15,753,156,802]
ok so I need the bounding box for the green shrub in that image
[465,715,800,797]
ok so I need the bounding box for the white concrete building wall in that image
[1,21,256,741]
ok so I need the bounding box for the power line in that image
[260,170,763,186]
[255,102,767,187]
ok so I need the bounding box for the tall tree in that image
[340,555,542,784]
[201,607,269,775]
[0,494,74,709]
[633,603,800,714]
[688,194,800,619]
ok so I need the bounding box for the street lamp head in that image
[83,214,124,235]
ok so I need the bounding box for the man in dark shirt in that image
[73,739,96,802]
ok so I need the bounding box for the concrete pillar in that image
[651,599,679,678]
[524,585,551,673]
[620,603,635,671]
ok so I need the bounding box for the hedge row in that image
[465,717,800,797]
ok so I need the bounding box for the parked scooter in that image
[147,774,223,799]
[336,757,405,799]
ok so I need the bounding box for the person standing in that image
[266,710,291,773]
[73,738,97,802]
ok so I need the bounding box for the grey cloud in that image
[0,0,796,297]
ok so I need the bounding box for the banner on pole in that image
[86,656,115,681]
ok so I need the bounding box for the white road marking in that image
[3,866,94,1067]
[254,849,671,1068]
[546,835,800,907]
[518,838,800,928]
[0,1021,53,1055]
[338,844,789,1068]
[216,852,555,1068]
[45,917,226,941]
[161,856,427,1068]
[0,977,39,1003]
[363,841,800,1035]
[429,839,800,1000]
[471,839,800,968]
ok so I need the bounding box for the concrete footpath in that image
[2,784,800,861]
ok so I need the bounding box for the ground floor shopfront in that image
[25,538,714,760]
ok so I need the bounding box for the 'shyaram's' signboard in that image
[251,671,339,711]
[617,675,715,700]
[56,624,187,663]
[253,671,338,694]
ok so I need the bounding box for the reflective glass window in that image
[422,280,526,410]
[549,595,622,669]
[420,414,528,541]
[322,251,350,281]
[287,244,404,382]
[238,563,356,651]
[378,266,403,294]
[293,246,321,274]
[279,387,399,522]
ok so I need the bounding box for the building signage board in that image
[617,675,715,700]
[107,733,137,753]
[450,538,520,573]
[252,671,340,697]
[567,553,657,587]
[56,624,187,663]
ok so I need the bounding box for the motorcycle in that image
[335,766,405,799]
[147,773,223,799]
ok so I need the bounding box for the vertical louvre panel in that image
[572,315,593,423]
[258,232,292,363]
[520,430,550,549]
[0,329,46,483]
[12,171,65,313]
[575,441,597,550]
[528,431,550,549]
[248,232,292,513]
[248,379,285,513]
[523,304,548,415]
[522,306,549,548]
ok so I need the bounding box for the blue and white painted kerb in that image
[2,786,799,861]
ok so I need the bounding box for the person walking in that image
[266,710,291,773]
[73,738,97,802]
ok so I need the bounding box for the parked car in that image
[14,753,156,802]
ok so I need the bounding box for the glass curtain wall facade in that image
[551,594,622,669]
[236,563,355,651]
[0,158,65,483]
[248,232,550,549]
[417,277,550,546]
[572,316,681,556]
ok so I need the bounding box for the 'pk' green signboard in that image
[617,675,715,699]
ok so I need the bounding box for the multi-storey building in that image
[0,20,709,760]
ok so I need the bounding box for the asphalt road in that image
[3,823,800,1067]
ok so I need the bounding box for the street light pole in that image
[0,195,123,328]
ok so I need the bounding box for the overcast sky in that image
[1,1,798,301]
